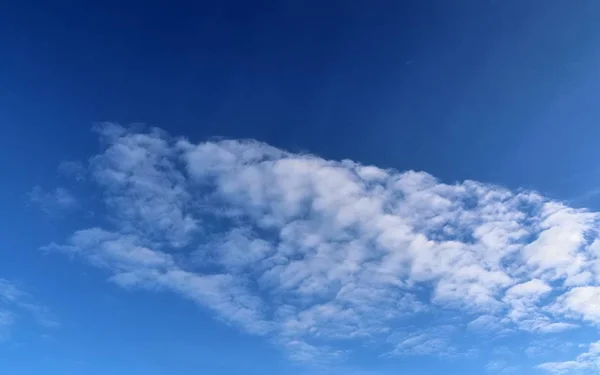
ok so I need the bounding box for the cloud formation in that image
[0,279,58,339]
[39,124,600,371]
[537,340,600,374]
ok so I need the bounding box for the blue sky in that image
[3,1,600,374]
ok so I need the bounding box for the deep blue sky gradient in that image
[3,1,600,195]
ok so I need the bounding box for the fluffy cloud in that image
[39,124,600,370]
[548,286,600,324]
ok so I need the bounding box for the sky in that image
[2,1,600,374]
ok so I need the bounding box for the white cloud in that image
[390,335,452,356]
[525,338,575,358]
[467,315,507,333]
[535,322,579,333]
[39,124,600,370]
[90,123,198,247]
[500,279,564,332]
[44,229,268,335]
[521,203,595,284]
[44,228,175,271]
[0,279,24,303]
[538,361,591,374]
[385,326,461,358]
[537,340,600,374]
[548,286,600,324]
[505,279,551,297]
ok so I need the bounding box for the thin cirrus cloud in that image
[0,279,59,339]
[38,123,600,372]
[28,186,78,215]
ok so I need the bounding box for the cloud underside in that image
[43,124,600,371]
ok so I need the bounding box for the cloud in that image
[537,340,600,374]
[38,124,600,371]
[58,161,87,182]
[525,338,575,358]
[486,360,520,374]
[385,325,462,358]
[0,279,58,338]
[498,279,578,333]
[89,124,198,247]
[28,186,78,215]
[0,309,15,340]
[0,280,24,303]
[548,286,600,324]
[467,314,507,333]
[44,228,267,334]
